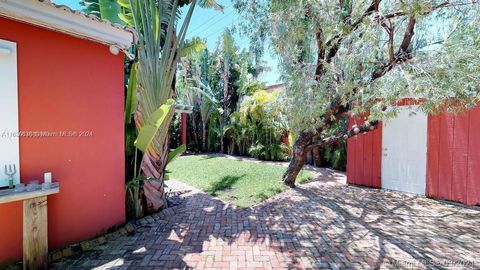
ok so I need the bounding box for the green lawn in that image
[166,154,314,207]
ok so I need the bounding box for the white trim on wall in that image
[0,39,20,187]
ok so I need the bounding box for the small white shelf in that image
[0,182,59,204]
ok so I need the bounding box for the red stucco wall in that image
[0,17,125,263]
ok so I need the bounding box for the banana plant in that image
[124,0,196,218]
[80,0,221,218]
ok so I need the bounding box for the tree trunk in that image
[191,116,199,151]
[306,148,313,165]
[312,146,322,167]
[142,134,169,214]
[229,140,235,155]
[202,121,207,152]
[282,132,315,187]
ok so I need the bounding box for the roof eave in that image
[0,0,135,51]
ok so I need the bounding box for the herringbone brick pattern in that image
[52,177,480,270]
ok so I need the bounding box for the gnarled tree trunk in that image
[282,132,315,187]
[283,121,378,187]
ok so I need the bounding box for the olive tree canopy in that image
[233,0,480,186]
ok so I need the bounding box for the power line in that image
[188,9,236,37]
[187,8,226,35]
[203,18,236,40]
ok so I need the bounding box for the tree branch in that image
[305,121,379,151]
[372,15,417,80]
[380,19,395,62]
[398,16,416,53]
[324,0,382,62]
[315,29,326,79]
[380,1,470,20]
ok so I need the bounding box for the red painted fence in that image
[427,107,480,205]
[347,108,480,206]
[346,115,382,188]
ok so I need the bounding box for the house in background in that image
[265,83,285,93]
[347,102,480,206]
[0,0,133,264]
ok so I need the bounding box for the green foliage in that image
[124,63,137,124]
[248,143,289,161]
[181,37,207,57]
[207,109,222,149]
[80,0,123,24]
[319,119,348,170]
[79,0,225,217]
[323,142,347,171]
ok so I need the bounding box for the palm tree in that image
[177,51,220,152]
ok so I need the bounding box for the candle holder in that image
[44,172,52,184]
[41,182,51,190]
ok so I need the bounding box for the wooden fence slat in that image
[372,124,382,188]
[364,128,373,187]
[438,113,455,200]
[23,196,48,270]
[452,111,469,202]
[426,115,440,198]
[467,107,480,205]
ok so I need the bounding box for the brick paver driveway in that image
[53,172,480,270]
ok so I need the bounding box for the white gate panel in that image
[382,106,427,195]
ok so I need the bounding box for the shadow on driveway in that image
[52,178,480,269]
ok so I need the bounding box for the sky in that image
[53,0,281,85]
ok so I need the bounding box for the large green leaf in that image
[99,0,123,24]
[80,0,123,24]
[125,63,137,124]
[167,144,187,165]
[117,0,134,26]
[134,125,157,152]
[134,99,176,152]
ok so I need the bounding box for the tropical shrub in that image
[174,31,262,154]
[226,90,290,161]
[322,143,347,171]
